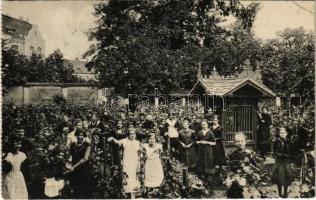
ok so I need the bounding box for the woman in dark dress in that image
[111,120,127,166]
[189,115,202,133]
[211,115,226,177]
[257,107,272,160]
[195,120,216,180]
[271,127,293,198]
[67,129,95,198]
[178,120,197,170]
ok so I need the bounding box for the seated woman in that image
[225,132,259,198]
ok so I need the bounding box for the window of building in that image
[30,46,34,55]
[6,28,16,33]
[37,47,41,55]
[35,31,37,36]
[11,45,19,51]
[101,88,107,96]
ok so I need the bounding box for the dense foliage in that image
[260,28,315,99]
[85,0,314,102]
[2,47,84,86]
[2,102,315,198]
[85,0,260,95]
[2,103,210,198]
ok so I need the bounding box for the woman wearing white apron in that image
[3,138,28,199]
[108,128,141,198]
[144,134,164,189]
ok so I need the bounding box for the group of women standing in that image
[108,130,164,198]
[106,114,227,198]
[2,106,299,199]
[2,122,96,199]
[177,116,226,180]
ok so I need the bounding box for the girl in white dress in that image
[108,128,141,198]
[144,134,164,188]
[2,138,28,199]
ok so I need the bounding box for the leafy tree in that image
[2,47,29,86]
[85,0,259,95]
[44,50,80,83]
[260,28,315,100]
[202,22,262,76]
[2,47,84,86]
[26,53,46,82]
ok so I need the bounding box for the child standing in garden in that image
[2,137,29,199]
[271,127,293,198]
[143,133,164,189]
[108,128,141,198]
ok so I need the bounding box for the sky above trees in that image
[3,1,314,60]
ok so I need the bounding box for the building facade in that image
[2,14,46,56]
[69,59,97,81]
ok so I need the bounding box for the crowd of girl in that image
[2,104,314,199]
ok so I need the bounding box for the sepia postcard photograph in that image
[1,0,315,199]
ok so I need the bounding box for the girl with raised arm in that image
[108,128,141,198]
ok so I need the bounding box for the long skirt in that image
[271,157,293,186]
[213,141,226,165]
[257,125,270,145]
[258,143,271,156]
[3,171,28,199]
[70,163,95,198]
[112,143,122,166]
[122,154,140,193]
[144,158,164,188]
[179,146,197,169]
[196,144,214,175]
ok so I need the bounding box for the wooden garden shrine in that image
[190,61,276,146]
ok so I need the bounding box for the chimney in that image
[75,57,79,61]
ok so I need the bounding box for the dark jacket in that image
[273,138,292,159]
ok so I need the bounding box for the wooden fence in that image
[222,105,258,142]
